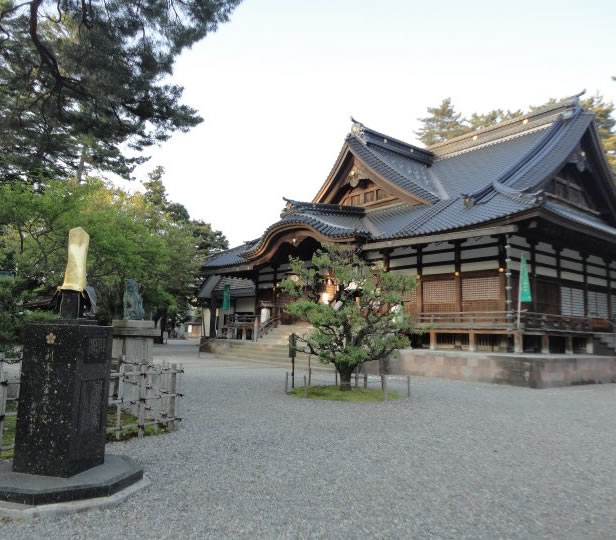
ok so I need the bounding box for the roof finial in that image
[350,116,365,138]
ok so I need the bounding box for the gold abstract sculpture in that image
[60,227,89,292]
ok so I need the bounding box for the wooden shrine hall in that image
[200,95,616,362]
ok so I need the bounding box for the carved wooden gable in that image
[314,150,427,209]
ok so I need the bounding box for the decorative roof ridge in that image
[463,108,589,207]
[364,201,411,215]
[433,123,552,162]
[349,118,434,165]
[428,94,582,155]
[281,197,365,217]
[345,136,440,203]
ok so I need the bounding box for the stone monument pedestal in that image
[112,320,159,366]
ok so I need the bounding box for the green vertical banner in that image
[519,253,532,302]
[222,284,231,310]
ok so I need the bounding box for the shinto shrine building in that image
[199,96,616,386]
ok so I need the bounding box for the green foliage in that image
[0,0,241,181]
[281,244,418,390]
[415,98,468,146]
[287,386,399,402]
[580,94,616,175]
[0,171,223,340]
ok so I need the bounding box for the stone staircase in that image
[212,323,333,371]
[594,333,616,355]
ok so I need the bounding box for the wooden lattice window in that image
[403,288,417,314]
[588,291,608,319]
[462,276,500,312]
[561,286,585,317]
[423,279,455,312]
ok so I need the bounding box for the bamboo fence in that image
[0,360,183,456]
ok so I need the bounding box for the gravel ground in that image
[2,340,616,539]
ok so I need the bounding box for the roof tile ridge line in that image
[468,114,567,204]
[427,95,579,151]
[478,111,591,206]
[349,137,440,203]
[283,197,365,215]
[360,124,434,156]
[433,123,553,162]
[364,201,410,214]
[401,198,458,234]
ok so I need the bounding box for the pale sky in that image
[127,0,615,247]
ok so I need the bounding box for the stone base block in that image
[0,455,143,506]
[364,349,616,389]
[112,320,159,364]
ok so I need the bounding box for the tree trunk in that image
[337,364,355,391]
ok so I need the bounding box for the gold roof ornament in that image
[60,227,89,293]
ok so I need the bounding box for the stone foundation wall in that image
[363,349,616,389]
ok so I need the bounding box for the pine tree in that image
[0,1,241,182]
[415,98,468,146]
[580,94,616,175]
[468,109,523,130]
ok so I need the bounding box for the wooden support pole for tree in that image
[364,372,368,388]
[303,375,308,398]
[382,375,388,401]
[407,375,411,397]
[354,370,358,388]
[169,363,178,430]
[335,370,338,387]
[0,366,6,450]
[308,368,312,387]
[285,372,289,393]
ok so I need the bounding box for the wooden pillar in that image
[565,336,573,355]
[541,334,550,354]
[530,240,537,313]
[604,258,612,322]
[429,330,436,351]
[454,241,462,314]
[586,336,594,354]
[513,329,523,353]
[272,264,278,320]
[581,254,588,317]
[468,330,476,352]
[416,246,424,314]
[504,235,513,323]
[381,249,392,272]
[209,296,218,338]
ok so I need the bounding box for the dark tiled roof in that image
[543,201,616,237]
[203,241,258,268]
[346,136,440,204]
[204,96,616,270]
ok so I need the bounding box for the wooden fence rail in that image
[0,360,183,456]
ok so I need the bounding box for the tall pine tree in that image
[415,98,467,146]
[0,0,241,182]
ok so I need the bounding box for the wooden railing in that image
[415,311,510,328]
[415,311,594,333]
[257,317,278,339]
[519,312,592,332]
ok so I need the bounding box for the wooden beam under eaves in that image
[362,225,519,250]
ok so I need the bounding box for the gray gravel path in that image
[2,341,616,539]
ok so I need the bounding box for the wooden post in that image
[308,368,312,387]
[541,334,550,354]
[416,246,424,314]
[253,317,259,342]
[468,330,476,352]
[514,330,523,353]
[586,336,594,354]
[303,375,308,397]
[137,363,147,438]
[382,375,388,401]
[285,372,289,393]
[454,241,462,315]
[354,369,358,388]
[169,363,178,430]
[0,366,6,450]
[565,336,573,355]
[335,370,338,387]
[364,372,368,388]
[429,330,437,351]
[407,375,411,397]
